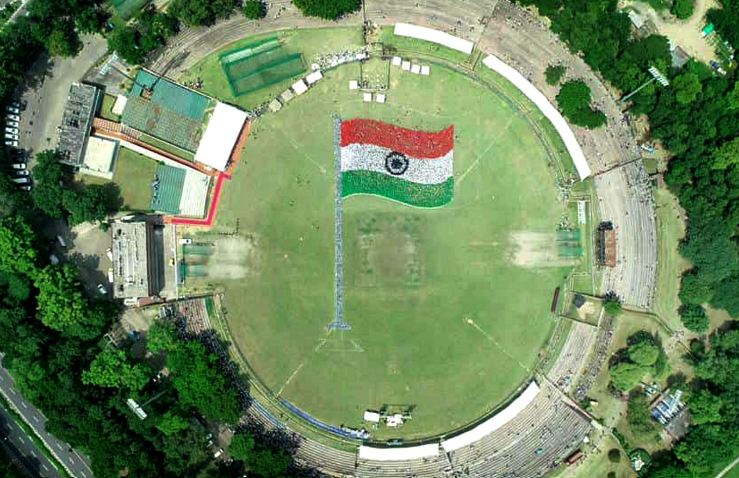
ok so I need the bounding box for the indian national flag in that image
[340,119,454,208]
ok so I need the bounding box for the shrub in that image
[679,304,710,333]
[603,292,623,316]
[556,80,608,129]
[242,0,266,19]
[608,448,621,463]
[544,65,566,86]
[293,0,360,20]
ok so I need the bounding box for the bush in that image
[607,473,617,478]
[671,0,695,19]
[608,448,621,463]
[556,80,608,129]
[242,0,265,19]
[627,391,657,436]
[603,292,623,316]
[610,361,649,392]
[544,65,566,86]
[679,304,710,333]
[293,0,360,20]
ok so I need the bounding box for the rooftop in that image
[57,83,101,167]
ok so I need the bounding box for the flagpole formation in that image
[328,116,351,331]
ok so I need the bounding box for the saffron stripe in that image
[340,119,454,159]
[341,170,454,208]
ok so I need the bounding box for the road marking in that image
[31,451,37,458]
[33,415,39,422]
[18,437,24,443]
[81,472,87,477]
[69,458,75,464]
[42,464,49,471]
[56,443,62,450]
[20,402,27,408]
[9,389,15,394]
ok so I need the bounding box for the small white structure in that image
[112,95,127,116]
[363,93,373,102]
[82,136,118,179]
[392,56,402,67]
[386,414,404,427]
[194,102,248,172]
[394,23,474,54]
[306,70,323,85]
[411,64,421,74]
[292,79,308,95]
[376,94,386,104]
[349,80,359,90]
[421,65,430,76]
[364,411,381,423]
[402,61,411,71]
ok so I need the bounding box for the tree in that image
[107,26,145,64]
[627,391,657,436]
[679,270,714,304]
[729,81,739,111]
[673,73,702,105]
[82,348,150,390]
[679,304,710,333]
[146,321,180,353]
[31,150,66,218]
[47,20,81,58]
[245,446,291,478]
[608,448,621,463]
[63,185,109,225]
[242,0,266,19]
[544,64,566,86]
[0,216,38,277]
[712,137,739,170]
[229,432,255,461]
[671,0,695,19]
[76,7,104,34]
[610,361,649,392]
[628,341,660,366]
[168,0,236,26]
[556,80,608,129]
[603,292,623,316]
[156,411,191,436]
[293,0,361,20]
[689,390,723,425]
[34,264,110,340]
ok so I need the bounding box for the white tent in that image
[363,411,381,422]
[194,102,247,172]
[306,70,323,85]
[441,381,540,452]
[359,444,439,461]
[481,55,591,180]
[394,23,474,54]
[292,80,308,95]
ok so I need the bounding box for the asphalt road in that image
[0,363,94,478]
[0,403,61,478]
[18,35,107,164]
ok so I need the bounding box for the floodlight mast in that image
[622,67,670,103]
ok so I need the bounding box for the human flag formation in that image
[340,119,454,208]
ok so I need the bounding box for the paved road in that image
[18,35,107,164]
[0,363,94,478]
[0,402,61,478]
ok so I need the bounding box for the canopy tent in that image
[358,444,439,461]
[194,102,248,171]
[394,23,474,54]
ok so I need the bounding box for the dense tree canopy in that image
[242,0,266,19]
[555,80,607,128]
[544,64,566,86]
[671,0,695,20]
[627,391,657,436]
[168,0,236,26]
[82,348,151,390]
[292,0,360,20]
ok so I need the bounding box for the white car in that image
[6,114,19,122]
[5,133,18,141]
[9,101,20,109]
[179,238,193,245]
[106,248,113,260]
[12,170,29,176]
[4,140,17,147]
[6,121,18,128]
[17,185,31,192]
[97,284,107,295]
[5,106,19,114]
[11,177,29,184]
[11,163,26,170]
[5,127,18,134]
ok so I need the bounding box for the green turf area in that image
[99,94,121,122]
[179,28,364,110]
[107,0,151,20]
[196,37,581,439]
[80,147,158,212]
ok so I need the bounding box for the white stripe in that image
[340,144,453,185]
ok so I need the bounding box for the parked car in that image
[57,235,66,247]
[179,238,193,245]
[5,106,19,114]
[10,163,25,169]
[6,121,18,128]
[17,185,31,192]
[5,133,18,141]
[106,248,113,260]
[10,150,25,161]
[4,140,17,147]
[11,177,29,184]
[5,127,18,134]
[49,254,59,265]
[12,170,29,176]
[97,283,107,295]
[9,101,20,109]
[6,114,19,122]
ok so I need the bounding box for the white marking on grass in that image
[456,116,516,187]
[464,318,530,372]
[277,360,306,396]
[286,136,327,175]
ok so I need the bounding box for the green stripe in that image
[341,170,454,208]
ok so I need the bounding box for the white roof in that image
[394,23,474,54]
[292,80,308,95]
[441,381,540,452]
[363,93,372,102]
[359,444,439,461]
[349,80,359,90]
[364,411,381,422]
[392,56,402,66]
[402,61,411,71]
[421,65,430,75]
[306,70,323,84]
[376,94,386,103]
[112,95,127,116]
[194,102,247,172]
[482,55,591,180]
[411,64,421,74]
[83,136,117,175]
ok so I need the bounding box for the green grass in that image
[204,37,578,439]
[653,187,691,330]
[179,27,364,110]
[80,147,158,212]
[99,94,121,122]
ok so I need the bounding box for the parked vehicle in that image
[6,121,18,128]
[5,127,18,134]
[106,248,113,260]
[57,235,67,247]
[49,254,59,265]
[5,106,19,114]
[179,238,193,245]
[6,114,19,122]
[9,101,20,109]
[97,284,107,295]
[17,185,31,192]
[12,170,29,176]
[11,177,29,184]
[10,163,25,169]
[108,268,114,283]
[4,141,17,147]
[5,135,18,142]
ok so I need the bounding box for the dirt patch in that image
[206,236,256,279]
[509,231,580,268]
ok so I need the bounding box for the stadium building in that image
[111,220,161,302]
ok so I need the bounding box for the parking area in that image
[54,222,113,297]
